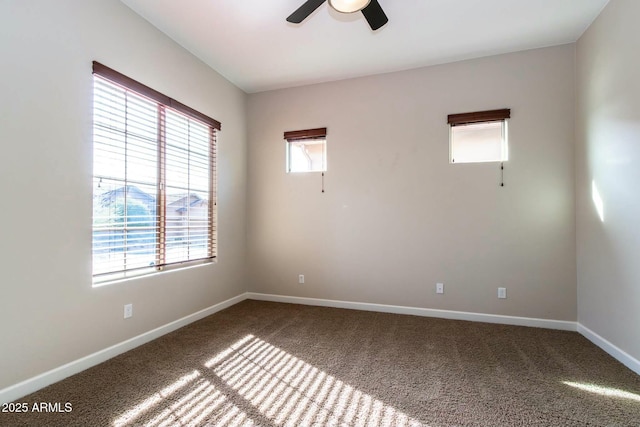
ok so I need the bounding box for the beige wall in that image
[0,0,247,389]
[7,0,634,396]
[247,45,577,321]
[576,0,640,361]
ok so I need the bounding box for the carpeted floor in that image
[2,300,639,426]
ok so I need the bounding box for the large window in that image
[448,109,510,164]
[92,62,220,284]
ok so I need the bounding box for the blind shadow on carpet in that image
[2,300,639,426]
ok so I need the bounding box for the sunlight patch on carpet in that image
[114,334,429,426]
[114,370,201,426]
[113,369,253,427]
[563,381,640,402]
[208,334,428,427]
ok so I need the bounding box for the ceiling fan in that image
[287,0,388,31]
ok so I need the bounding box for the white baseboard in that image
[246,293,577,331]
[578,323,640,376]
[14,292,637,405]
[0,293,248,405]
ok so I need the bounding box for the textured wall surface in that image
[0,0,247,389]
[247,45,576,321]
[576,0,640,363]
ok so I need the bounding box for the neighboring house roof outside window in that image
[98,185,155,207]
[169,194,207,213]
[97,185,205,214]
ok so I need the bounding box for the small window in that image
[284,128,327,173]
[448,109,510,164]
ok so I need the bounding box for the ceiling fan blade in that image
[361,0,388,31]
[286,0,327,24]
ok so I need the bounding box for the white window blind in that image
[447,109,510,164]
[92,62,219,283]
[450,120,508,163]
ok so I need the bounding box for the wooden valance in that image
[93,61,221,130]
[284,128,327,141]
[447,109,510,126]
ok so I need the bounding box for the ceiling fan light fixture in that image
[328,0,371,14]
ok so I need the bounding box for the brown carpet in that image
[2,300,639,427]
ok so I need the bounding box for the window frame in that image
[447,109,510,164]
[92,62,220,284]
[284,127,327,173]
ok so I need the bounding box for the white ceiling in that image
[121,0,608,93]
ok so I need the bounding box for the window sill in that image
[92,258,217,288]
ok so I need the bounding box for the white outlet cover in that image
[298,274,305,284]
[124,304,133,319]
[498,288,507,299]
[436,283,444,294]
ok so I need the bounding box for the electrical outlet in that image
[124,303,133,319]
[298,274,305,284]
[498,288,507,299]
[436,283,444,294]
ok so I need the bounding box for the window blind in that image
[284,127,327,141]
[447,109,510,126]
[92,62,219,282]
[447,108,510,166]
